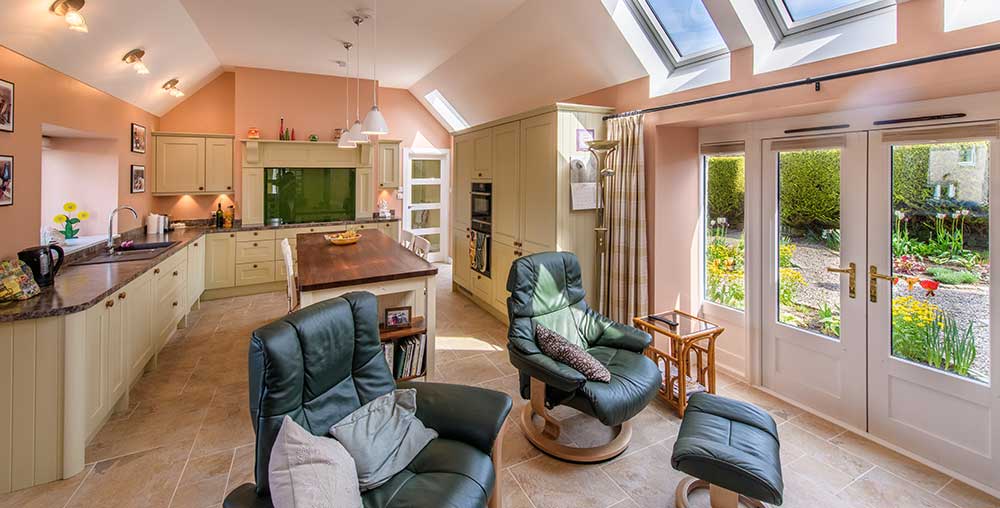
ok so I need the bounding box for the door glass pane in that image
[777,149,842,338]
[412,159,441,179]
[890,141,990,382]
[704,154,746,309]
[411,184,441,205]
[410,208,440,230]
[418,233,441,253]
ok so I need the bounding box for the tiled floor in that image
[2,263,999,508]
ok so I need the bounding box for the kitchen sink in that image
[72,241,180,265]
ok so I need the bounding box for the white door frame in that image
[402,147,451,263]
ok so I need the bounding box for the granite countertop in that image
[0,217,401,323]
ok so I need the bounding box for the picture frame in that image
[0,79,12,133]
[575,128,595,151]
[130,164,146,194]
[131,123,146,154]
[384,306,412,329]
[0,155,11,206]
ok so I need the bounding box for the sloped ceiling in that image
[0,0,644,120]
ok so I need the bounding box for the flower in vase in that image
[63,202,78,213]
[53,214,68,224]
[78,211,90,220]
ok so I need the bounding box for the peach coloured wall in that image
[156,67,451,221]
[40,137,118,237]
[0,45,157,259]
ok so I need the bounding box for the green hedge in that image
[779,149,841,230]
[892,144,932,211]
[707,156,745,224]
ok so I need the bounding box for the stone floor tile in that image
[839,467,959,508]
[937,479,1000,508]
[510,455,628,508]
[789,411,847,440]
[0,464,92,508]
[66,448,186,508]
[830,432,952,493]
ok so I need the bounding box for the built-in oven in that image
[470,182,492,277]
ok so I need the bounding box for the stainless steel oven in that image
[471,182,492,229]
[470,182,492,277]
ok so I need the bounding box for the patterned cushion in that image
[535,324,611,382]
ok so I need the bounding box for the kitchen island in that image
[297,230,438,376]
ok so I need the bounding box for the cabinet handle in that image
[227,186,232,190]
[253,242,258,247]
[229,234,235,238]
[198,186,204,190]
[154,268,161,274]
[105,300,114,308]
[253,264,258,268]
[253,232,258,236]
[118,292,127,300]
[173,270,179,276]
[193,242,199,247]
[172,301,178,307]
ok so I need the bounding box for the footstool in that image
[670,393,784,507]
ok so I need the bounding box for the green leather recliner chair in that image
[506,252,661,462]
[223,291,512,508]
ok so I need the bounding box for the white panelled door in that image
[403,148,450,263]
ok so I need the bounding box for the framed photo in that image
[0,79,12,133]
[576,128,595,151]
[0,155,12,206]
[131,123,146,154]
[384,306,412,329]
[130,165,146,193]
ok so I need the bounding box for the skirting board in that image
[202,281,285,301]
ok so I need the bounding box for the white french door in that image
[403,148,450,263]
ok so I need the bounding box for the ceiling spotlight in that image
[162,78,184,98]
[122,49,149,75]
[50,0,88,33]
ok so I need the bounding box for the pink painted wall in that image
[156,67,451,221]
[0,45,157,259]
[41,137,118,237]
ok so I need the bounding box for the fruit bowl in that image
[325,232,361,246]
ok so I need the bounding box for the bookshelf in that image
[379,317,428,380]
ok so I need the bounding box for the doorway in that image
[402,148,450,262]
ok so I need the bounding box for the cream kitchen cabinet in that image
[491,122,520,247]
[491,239,518,313]
[453,135,475,229]
[472,272,492,303]
[452,226,471,289]
[471,129,493,180]
[124,270,154,385]
[378,140,401,188]
[153,133,235,195]
[187,237,205,308]
[357,167,374,217]
[205,232,237,289]
[152,249,188,351]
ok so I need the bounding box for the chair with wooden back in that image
[412,235,431,259]
[400,229,415,249]
[279,238,298,313]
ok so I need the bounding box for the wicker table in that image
[633,310,724,416]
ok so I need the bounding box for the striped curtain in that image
[599,114,648,322]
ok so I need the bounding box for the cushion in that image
[329,389,438,491]
[562,346,661,426]
[535,324,611,382]
[268,416,362,508]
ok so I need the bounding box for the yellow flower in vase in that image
[53,214,68,224]
[63,202,78,213]
[77,211,90,220]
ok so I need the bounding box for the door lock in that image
[826,262,856,299]
[868,265,894,303]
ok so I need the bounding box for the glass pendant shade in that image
[362,106,389,135]
[349,120,367,143]
[338,128,357,148]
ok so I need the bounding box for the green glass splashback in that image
[264,168,355,224]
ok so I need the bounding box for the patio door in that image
[761,133,869,429]
[867,123,999,489]
[403,148,450,262]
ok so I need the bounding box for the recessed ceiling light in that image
[162,78,185,98]
[122,49,149,75]
[49,0,88,33]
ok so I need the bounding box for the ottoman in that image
[670,393,784,507]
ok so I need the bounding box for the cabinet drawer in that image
[472,272,492,302]
[274,240,297,261]
[236,229,276,242]
[236,261,275,286]
[275,228,308,240]
[275,261,297,282]
[236,240,275,263]
[154,259,187,296]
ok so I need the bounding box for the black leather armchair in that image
[223,291,512,508]
[506,252,661,462]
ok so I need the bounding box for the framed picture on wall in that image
[130,164,145,193]
[0,79,13,133]
[0,155,12,206]
[131,123,146,154]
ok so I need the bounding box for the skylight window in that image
[628,0,728,67]
[757,0,896,36]
[424,90,469,132]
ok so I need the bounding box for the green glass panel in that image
[264,168,355,224]
[412,159,441,179]
[412,184,441,205]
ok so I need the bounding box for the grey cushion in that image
[329,389,438,491]
[268,416,362,508]
[535,324,611,382]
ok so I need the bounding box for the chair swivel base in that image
[675,476,766,508]
[519,378,632,463]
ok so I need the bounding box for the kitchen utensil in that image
[17,243,64,287]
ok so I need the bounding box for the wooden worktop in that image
[296,230,438,292]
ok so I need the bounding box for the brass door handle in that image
[869,265,894,303]
[826,262,856,299]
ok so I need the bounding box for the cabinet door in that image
[452,227,471,290]
[472,272,492,303]
[106,296,126,405]
[358,142,373,167]
[204,138,234,193]
[356,167,374,218]
[84,304,109,435]
[236,262,276,287]
[492,239,518,314]
[187,239,205,306]
[380,221,399,241]
[155,136,205,193]
[378,142,400,188]
[124,273,153,384]
[472,129,493,180]
[519,114,557,253]
[205,233,236,289]
[453,134,475,229]
[492,122,520,246]
[242,167,264,225]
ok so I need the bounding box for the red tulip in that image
[919,279,939,296]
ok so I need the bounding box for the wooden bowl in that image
[325,233,361,246]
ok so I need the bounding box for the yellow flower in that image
[63,202,78,213]
[77,211,90,220]
[53,214,68,224]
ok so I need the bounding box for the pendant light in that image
[348,15,368,144]
[338,42,357,149]
[362,0,389,135]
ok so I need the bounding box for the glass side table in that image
[632,310,724,416]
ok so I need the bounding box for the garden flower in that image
[906,277,919,290]
[951,212,960,219]
[894,210,905,219]
[919,279,939,296]
[961,209,970,216]
[63,202,77,213]
[718,217,727,225]
[710,220,716,226]
[936,213,946,219]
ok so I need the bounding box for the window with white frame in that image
[756,0,896,37]
[424,90,470,132]
[944,0,1000,32]
[627,0,728,69]
[702,146,747,310]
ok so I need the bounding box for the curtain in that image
[599,114,648,322]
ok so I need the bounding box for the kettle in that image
[17,244,65,287]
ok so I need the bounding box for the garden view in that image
[705,142,990,382]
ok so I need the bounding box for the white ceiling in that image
[0,0,644,121]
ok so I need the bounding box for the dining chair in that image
[279,238,298,313]
[400,229,415,249]
[412,235,431,259]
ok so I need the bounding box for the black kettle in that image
[18,244,65,287]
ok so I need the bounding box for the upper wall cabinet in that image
[153,133,234,195]
[378,140,401,189]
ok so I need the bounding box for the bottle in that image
[215,203,224,228]
[224,205,235,229]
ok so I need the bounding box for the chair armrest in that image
[593,321,652,353]
[397,381,512,456]
[507,347,587,392]
[223,483,273,508]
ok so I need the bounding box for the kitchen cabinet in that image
[242,167,264,225]
[236,261,275,287]
[153,133,235,195]
[152,249,188,351]
[472,129,493,180]
[519,114,557,253]
[205,232,237,289]
[187,237,205,308]
[453,134,475,229]
[491,239,517,313]
[124,271,154,385]
[472,272,492,303]
[452,226,471,289]
[491,122,520,247]
[378,140,401,188]
[357,167,374,218]
[358,142,373,167]
[84,300,112,435]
